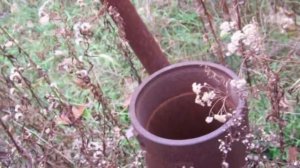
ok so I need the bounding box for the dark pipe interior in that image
[135,64,238,140]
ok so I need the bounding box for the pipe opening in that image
[133,62,240,142]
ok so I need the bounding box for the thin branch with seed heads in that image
[12,120,76,166]
[233,0,252,87]
[0,117,34,167]
[197,0,225,64]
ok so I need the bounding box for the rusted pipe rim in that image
[129,61,246,146]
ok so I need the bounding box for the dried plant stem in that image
[197,14,212,46]
[0,27,45,107]
[0,50,47,120]
[233,0,252,87]
[121,47,142,84]
[220,0,230,20]
[0,117,33,167]
[266,70,285,153]
[105,5,142,83]
[0,27,38,68]
[0,26,69,115]
[90,83,136,153]
[12,121,76,166]
[197,0,225,64]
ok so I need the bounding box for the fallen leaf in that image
[39,14,50,25]
[288,147,298,163]
[122,94,132,108]
[56,104,86,125]
[56,114,72,125]
[72,105,86,120]
[55,28,73,37]
[49,12,61,21]
[73,77,90,89]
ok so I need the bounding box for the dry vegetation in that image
[0,0,300,167]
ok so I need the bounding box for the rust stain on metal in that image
[106,0,169,74]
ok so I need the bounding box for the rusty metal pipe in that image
[130,61,248,167]
[104,1,248,167]
[106,0,169,74]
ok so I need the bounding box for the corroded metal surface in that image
[106,0,169,74]
[130,61,248,168]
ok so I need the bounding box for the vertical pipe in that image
[130,61,248,168]
[105,0,170,74]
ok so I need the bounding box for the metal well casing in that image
[129,61,248,168]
